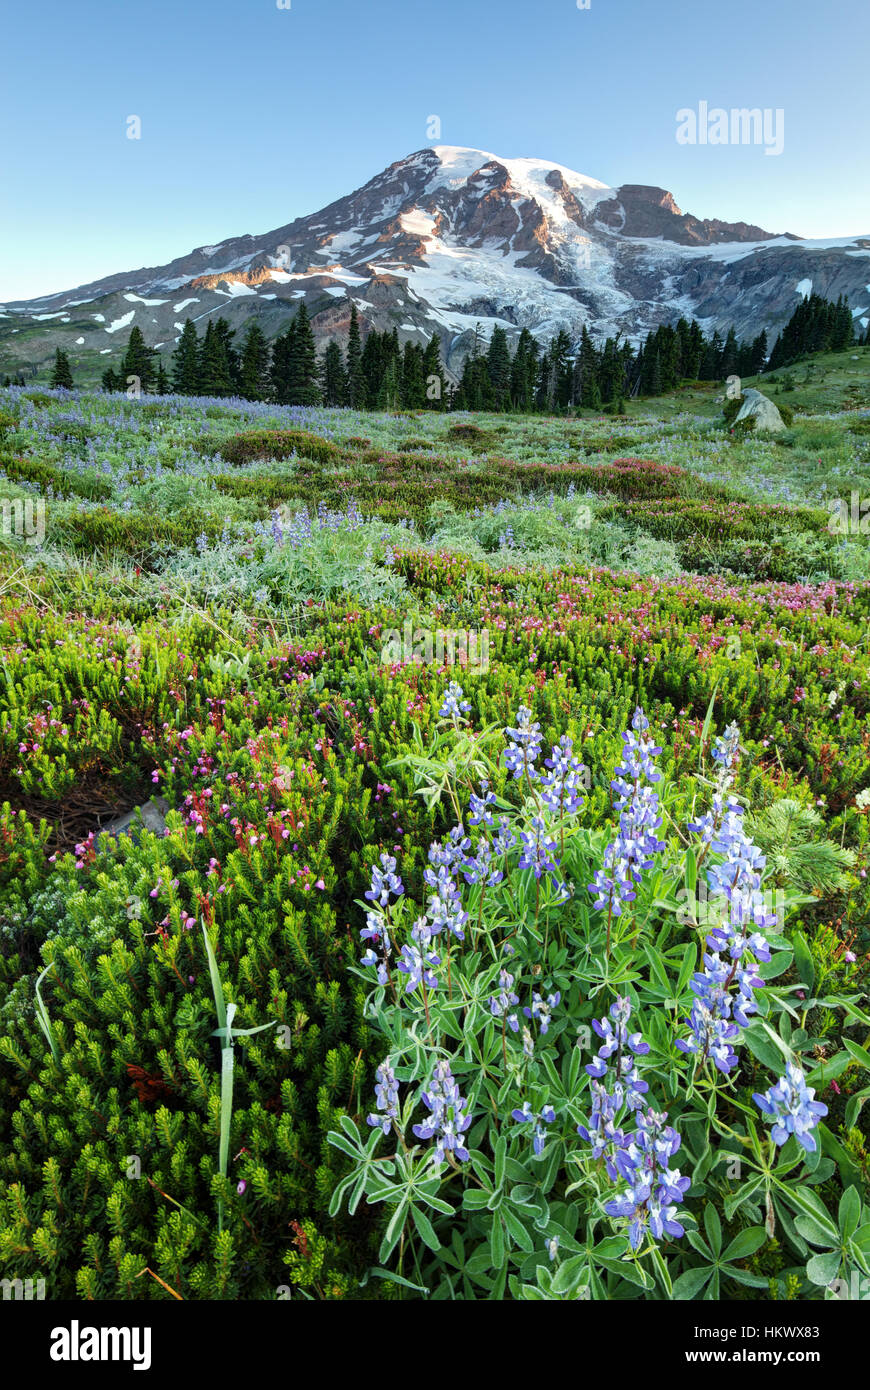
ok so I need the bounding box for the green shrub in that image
[215,430,341,467]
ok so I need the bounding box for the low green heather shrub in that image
[214,429,342,467]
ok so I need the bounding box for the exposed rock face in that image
[733,388,787,432]
[595,185,777,245]
[2,145,868,378]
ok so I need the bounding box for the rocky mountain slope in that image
[3,145,869,379]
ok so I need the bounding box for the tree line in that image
[23,289,867,410]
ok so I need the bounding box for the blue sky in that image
[1,0,868,300]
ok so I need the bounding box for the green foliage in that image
[0,381,868,1300]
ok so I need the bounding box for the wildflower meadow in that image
[1,380,869,1318]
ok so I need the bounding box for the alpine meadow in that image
[1,0,870,1336]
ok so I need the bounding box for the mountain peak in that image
[2,146,868,382]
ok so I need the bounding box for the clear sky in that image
[1,0,868,301]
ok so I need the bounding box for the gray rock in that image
[97,796,170,848]
[733,388,786,433]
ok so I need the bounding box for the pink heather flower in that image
[844,951,857,963]
[315,878,326,890]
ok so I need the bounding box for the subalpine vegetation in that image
[0,361,868,1300]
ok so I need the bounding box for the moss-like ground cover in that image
[1,370,869,1299]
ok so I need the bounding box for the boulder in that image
[733,388,786,433]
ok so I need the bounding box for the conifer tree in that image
[321,340,346,406]
[401,341,426,409]
[578,325,600,408]
[270,318,297,404]
[239,322,271,401]
[199,321,233,397]
[345,304,366,408]
[421,334,445,409]
[171,319,201,395]
[50,348,74,389]
[486,325,512,411]
[288,304,321,405]
[122,326,157,393]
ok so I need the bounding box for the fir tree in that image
[121,326,157,393]
[199,321,233,397]
[321,340,346,407]
[345,304,366,408]
[289,304,321,406]
[171,319,201,395]
[50,348,73,389]
[486,325,512,411]
[239,322,271,401]
[421,334,445,409]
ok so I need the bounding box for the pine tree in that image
[421,334,445,409]
[199,321,233,397]
[155,358,170,394]
[377,355,401,410]
[578,325,601,408]
[288,304,321,406]
[101,366,121,392]
[345,304,366,408]
[510,328,536,411]
[239,322,271,401]
[50,348,73,389]
[171,319,201,395]
[321,340,346,406]
[121,326,157,392]
[401,342,426,409]
[486,326,512,411]
[270,318,297,404]
[550,330,574,410]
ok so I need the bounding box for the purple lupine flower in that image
[413,1059,472,1166]
[753,1062,828,1153]
[423,860,470,940]
[439,681,471,720]
[461,837,504,888]
[489,969,520,1031]
[523,989,560,1035]
[588,709,665,920]
[397,941,440,993]
[427,827,472,876]
[601,1108,689,1251]
[711,721,741,771]
[359,909,392,984]
[512,1101,557,1156]
[518,816,561,881]
[365,851,404,907]
[367,1059,400,1135]
[540,735,586,817]
[469,780,497,827]
[503,705,543,781]
[492,815,518,857]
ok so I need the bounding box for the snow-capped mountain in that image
[3,145,869,378]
